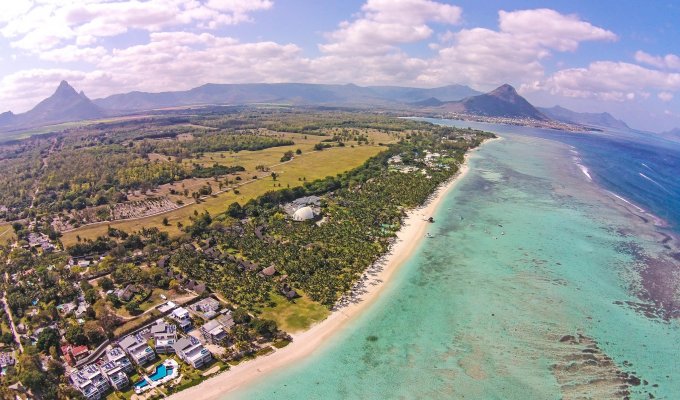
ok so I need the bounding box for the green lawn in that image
[258,292,329,333]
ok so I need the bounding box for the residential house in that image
[199,313,234,344]
[71,345,90,363]
[199,319,227,344]
[172,336,212,369]
[150,320,177,353]
[115,284,138,302]
[119,334,155,365]
[191,297,220,319]
[70,364,110,400]
[170,307,192,331]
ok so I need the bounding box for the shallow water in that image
[229,127,680,399]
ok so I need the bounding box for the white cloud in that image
[40,45,108,63]
[0,0,273,52]
[658,92,674,102]
[528,61,680,101]
[635,50,680,70]
[498,9,616,51]
[320,0,462,55]
[426,8,616,88]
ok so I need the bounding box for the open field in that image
[257,292,330,333]
[61,136,392,246]
[0,222,16,244]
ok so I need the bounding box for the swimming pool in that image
[134,364,175,388]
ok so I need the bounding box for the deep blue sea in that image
[428,120,680,234]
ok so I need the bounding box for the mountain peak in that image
[439,84,548,120]
[54,80,78,97]
[489,84,520,101]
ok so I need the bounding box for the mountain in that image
[0,111,15,127]
[25,81,105,124]
[93,83,481,111]
[0,81,105,131]
[538,105,631,131]
[410,97,444,107]
[436,84,549,120]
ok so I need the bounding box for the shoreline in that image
[167,139,494,400]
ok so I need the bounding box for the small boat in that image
[426,233,434,238]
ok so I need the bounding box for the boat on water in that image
[426,232,435,238]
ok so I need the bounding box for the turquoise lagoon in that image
[230,128,680,399]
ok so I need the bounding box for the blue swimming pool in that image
[134,364,174,388]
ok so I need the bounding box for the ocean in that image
[228,121,680,399]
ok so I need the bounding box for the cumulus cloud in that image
[320,0,462,55]
[634,50,680,70]
[0,0,273,52]
[426,8,616,88]
[40,45,108,63]
[528,61,680,101]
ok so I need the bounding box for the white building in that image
[170,307,192,331]
[172,336,212,368]
[150,320,177,353]
[70,364,110,400]
[293,206,315,221]
[119,334,155,365]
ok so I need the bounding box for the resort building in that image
[172,336,212,368]
[151,320,177,353]
[119,334,155,365]
[192,297,221,319]
[199,313,234,344]
[105,347,134,374]
[99,361,129,391]
[200,319,227,344]
[70,364,110,400]
[170,307,192,331]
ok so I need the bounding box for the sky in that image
[0,0,679,132]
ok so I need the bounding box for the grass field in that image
[0,222,16,244]
[60,132,394,246]
[258,292,329,333]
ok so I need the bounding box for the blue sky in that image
[0,0,679,132]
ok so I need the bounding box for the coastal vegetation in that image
[0,107,493,398]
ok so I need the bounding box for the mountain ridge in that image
[538,105,631,131]
[93,82,481,111]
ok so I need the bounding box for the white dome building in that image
[293,206,315,221]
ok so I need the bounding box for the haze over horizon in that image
[1,0,679,132]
